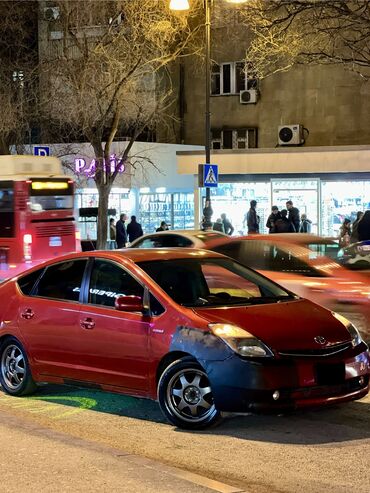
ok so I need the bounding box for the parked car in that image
[206,235,370,341]
[0,249,368,429]
[129,229,227,249]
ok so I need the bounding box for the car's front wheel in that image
[158,357,221,429]
[0,337,37,396]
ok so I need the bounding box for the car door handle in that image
[80,317,95,330]
[21,308,34,320]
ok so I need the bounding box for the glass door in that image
[271,179,319,234]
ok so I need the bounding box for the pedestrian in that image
[246,200,260,234]
[202,200,213,230]
[274,209,295,233]
[109,217,117,249]
[127,215,143,243]
[266,206,280,233]
[286,200,300,232]
[116,213,128,248]
[338,218,351,247]
[350,211,364,243]
[357,210,370,241]
[212,218,225,233]
[156,220,169,232]
[221,213,234,235]
[299,213,312,233]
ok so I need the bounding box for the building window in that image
[211,128,258,149]
[211,62,258,96]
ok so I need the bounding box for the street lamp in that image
[170,0,249,229]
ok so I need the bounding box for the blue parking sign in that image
[34,146,50,156]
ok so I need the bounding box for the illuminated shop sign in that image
[74,155,126,178]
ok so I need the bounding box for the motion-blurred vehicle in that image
[338,240,370,271]
[129,229,227,249]
[0,249,368,429]
[207,235,370,340]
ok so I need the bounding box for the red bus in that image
[0,155,81,280]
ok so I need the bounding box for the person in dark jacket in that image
[116,213,128,248]
[221,213,234,235]
[357,210,370,241]
[127,215,143,243]
[156,221,169,232]
[299,213,312,233]
[266,206,280,233]
[274,209,295,233]
[246,200,260,234]
[350,211,364,243]
[286,200,300,232]
[213,218,225,233]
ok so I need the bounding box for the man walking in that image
[127,215,143,243]
[286,200,300,232]
[246,200,260,234]
[116,213,128,248]
[221,213,234,235]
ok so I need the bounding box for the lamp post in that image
[170,0,248,229]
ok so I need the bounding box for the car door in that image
[17,259,87,379]
[77,258,150,392]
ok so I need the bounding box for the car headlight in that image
[209,323,274,357]
[333,313,362,347]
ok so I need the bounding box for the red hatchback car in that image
[0,249,369,429]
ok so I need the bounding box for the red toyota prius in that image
[0,249,368,429]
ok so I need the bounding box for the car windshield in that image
[137,257,295,307]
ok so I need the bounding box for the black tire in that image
[158,357,222,429]
[0,337,37,396]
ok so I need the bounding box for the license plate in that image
[316,363,345,385]
[49,236,62,247]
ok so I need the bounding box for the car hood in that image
[192,299,351,351]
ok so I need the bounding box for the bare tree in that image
[0,1,38,154]
[238,0,370,80]
[39,0,203,248]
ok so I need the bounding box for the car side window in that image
[17,268,44,296]
[162,235,193,247]
[88,259,144,308]
[35,260,87,301]
[135,237,162,248]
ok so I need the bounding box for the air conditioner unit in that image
[240,89,258,104]
[278,124,304,146]
[44,7,60,21]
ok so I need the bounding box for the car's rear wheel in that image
[0,337,37,396]
[158,357,221,429]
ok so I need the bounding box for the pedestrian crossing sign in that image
[199,164,218,188]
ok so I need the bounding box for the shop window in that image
[211,128,258,150]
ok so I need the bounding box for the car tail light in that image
[23,234,32,261]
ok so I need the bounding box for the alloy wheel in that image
[1,344,26,391]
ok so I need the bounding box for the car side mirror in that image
[115,295,144,312]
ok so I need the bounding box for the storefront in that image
[177,145,370,236]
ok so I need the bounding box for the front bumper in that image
[202,344,370,413]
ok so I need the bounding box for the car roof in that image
[16,248,225,273]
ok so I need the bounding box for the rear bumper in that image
[203,346,370,413]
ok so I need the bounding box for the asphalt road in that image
[0,384,369,493]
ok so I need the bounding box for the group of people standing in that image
[109,214,144,248]
[338,210,370,247]
[265,200,310,234]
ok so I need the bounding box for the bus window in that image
[0,182,14,237]
[29,178,74,211]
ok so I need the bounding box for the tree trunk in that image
[0,135,10,155]
[96,182,112,250]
